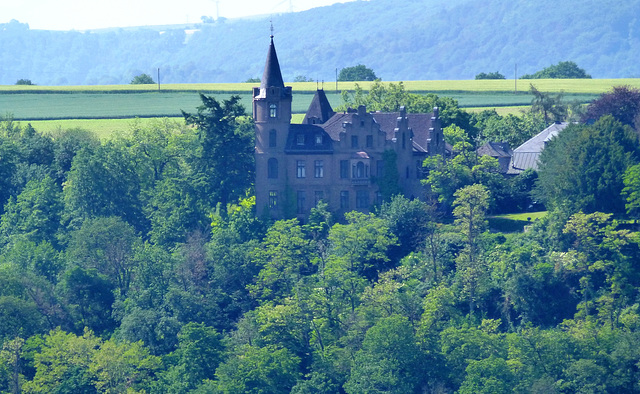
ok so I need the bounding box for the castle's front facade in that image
[253,36,445,220]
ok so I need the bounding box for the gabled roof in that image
[311,109,438,153]
[303,89,335,124]
[477,142,512,158]
[508,122,569,174]
[260,36,285,90]
[320,113,355,141]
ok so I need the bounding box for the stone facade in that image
[254,37,445,220]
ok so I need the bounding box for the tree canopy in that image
[475,71,505,80]
[535,115,640,214]
[583,85,640,131]
[338,64,378,81]
[130,73,155,84]
[520,61,591,79]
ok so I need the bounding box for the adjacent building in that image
[253,36,445,220]
[507,122,569,174]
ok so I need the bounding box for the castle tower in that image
[253,35,292,216]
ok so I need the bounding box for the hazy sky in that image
[2,0,355,31]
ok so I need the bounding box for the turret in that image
[253,35,292,153]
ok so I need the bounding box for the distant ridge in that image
[1,0,638,85]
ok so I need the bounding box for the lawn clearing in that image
[487,211,547,232]
[495,211,548,221]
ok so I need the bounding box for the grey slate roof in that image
[507,122,569,174]
[303,89,335,124]
[477,142,512,158]
[285,124,334,154]
[260,37,285,90]
[316,111,437,151]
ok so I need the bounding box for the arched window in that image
[268,158,278,179]
[269,129,277,147]
[269,104,277,118]
[353,161,366,178]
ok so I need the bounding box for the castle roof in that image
[285,124,334,154]
[311,109,439,154]
[477,142,512,158]
[303,89,335,124]
[260,36,285,90]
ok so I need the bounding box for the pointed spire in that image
[260,34,285,90]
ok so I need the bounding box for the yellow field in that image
[2,78,639,94]
[465,106,530,115]
[27,118,183,139]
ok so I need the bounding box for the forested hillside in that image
[1,0,639,85]
[2,85,640,392]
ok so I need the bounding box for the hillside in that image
[1,0,639,85]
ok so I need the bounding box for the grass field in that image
[3,78,637,133]
[0,91,597,121]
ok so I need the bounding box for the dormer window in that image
[269,104,277,118]
[296,134,305,146]
[315,134,323,145]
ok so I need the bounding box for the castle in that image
[253,36,445,220]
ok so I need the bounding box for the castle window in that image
[351,135,358,148]
[268,158,278,179]
[356,190,369,209]
[352,161,368,178]
[269,191,278,208]
[269,129,277,147]
[340,191,349,210]
[340,160,349,178]
[296,134,305,146]
[315,134,323,145]
[269,103,277,118]
[297,191,306,214]
[314,160,324,178]
[366,135,373,148]
[297,160,306,178]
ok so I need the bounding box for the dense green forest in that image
[1,0,640,85]
[2,85,640,393]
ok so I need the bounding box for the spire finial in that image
[270,20,274,38]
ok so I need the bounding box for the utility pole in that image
[514,63,517,93]
[335,68,338,93]
[157,68,160,91]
